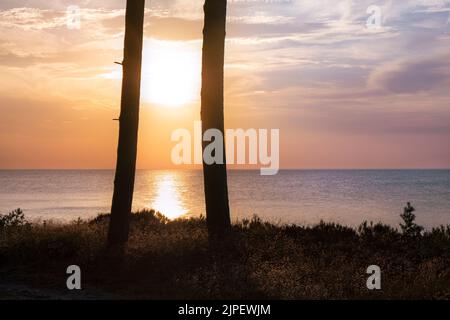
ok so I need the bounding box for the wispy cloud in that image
[1,0,450,168]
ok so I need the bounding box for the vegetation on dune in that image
[0,205,449,299]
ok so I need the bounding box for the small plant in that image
[400,202,423,237]
[0,208,28,229]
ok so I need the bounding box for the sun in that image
[141,40,201,108]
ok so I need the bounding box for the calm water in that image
[0,170,449,228]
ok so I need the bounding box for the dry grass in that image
[0,209,449,299]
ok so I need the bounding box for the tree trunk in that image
[201,0,231,241]
[107,0,145,248]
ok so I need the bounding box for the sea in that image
[0,169,449,228]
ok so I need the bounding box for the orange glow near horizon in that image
[149,173,188,219]
[0,3,450,170]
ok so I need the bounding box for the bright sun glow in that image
[150,174,188,220]
[141,40,201,108]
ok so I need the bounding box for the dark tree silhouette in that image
[400,202,423,237]
[107,0,145,248]
[201,0,231,241]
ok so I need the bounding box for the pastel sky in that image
[0,0,449,169]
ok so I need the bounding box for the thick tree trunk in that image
[107,0,145,248]
[201,0,231,241]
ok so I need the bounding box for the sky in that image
[0,0,449,169]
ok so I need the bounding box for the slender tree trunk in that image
[107,0,145,248]
[201,0,231,241]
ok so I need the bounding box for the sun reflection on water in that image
[149,174,187,220]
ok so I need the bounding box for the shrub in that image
[0,208,29,229]
[400,202,424,237]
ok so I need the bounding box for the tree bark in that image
[201,0,231,241]
[107,0,145,248]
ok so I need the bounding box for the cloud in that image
[1,0,450,169]
[370,56,450,93]
[0,51,46,67]
[0,7,65,30]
